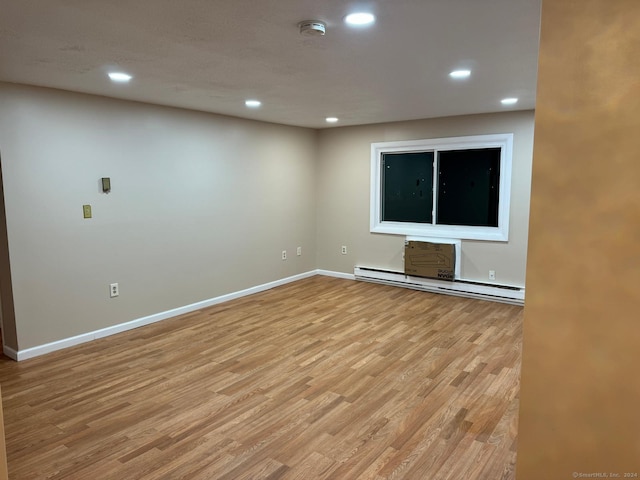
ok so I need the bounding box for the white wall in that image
[0,84,317,350]
[315,111,535,286]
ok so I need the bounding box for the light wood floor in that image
[0,276,523,479]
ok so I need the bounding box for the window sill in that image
[371,222,508,242]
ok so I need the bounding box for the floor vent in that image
[354,267,524,306]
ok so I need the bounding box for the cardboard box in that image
[404,241,456,281]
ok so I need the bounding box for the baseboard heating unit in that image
[354,267,524,306]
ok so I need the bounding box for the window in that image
[371,133,513,241]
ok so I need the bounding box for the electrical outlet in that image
[282,250,287,260]
[489,270,496,280]
[341,245,347,255]
[83,204,92,219]
[297,246,302,256]
[110,283,119,298]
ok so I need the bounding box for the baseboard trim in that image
[316,269,356,280]
[2,346,18,361]
[6,267,514,361]
[8,270,318,361]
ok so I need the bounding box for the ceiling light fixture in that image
[325,117,339,123]
[345,13,376,26]
[108,72,132,83]
[298,20,326,36]
[245,100,262,108]
[501,97,519,105]
[449,69,471,79]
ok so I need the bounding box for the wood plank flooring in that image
[0,276,523,479]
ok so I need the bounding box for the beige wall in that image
[316,111,535,286]
[516,0,640,477]
[0,84,317,350]
[0,83,536,354]
[0,159,17,349]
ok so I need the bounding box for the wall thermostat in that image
[102,177,111,193]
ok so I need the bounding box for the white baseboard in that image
[7,267,502,362]
[6,270,318,362]
[2,345,18,361]
[316,269,356,280]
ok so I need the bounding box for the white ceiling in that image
[0,0,542,129]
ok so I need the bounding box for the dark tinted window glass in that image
[382,152,434,223]
[437,148,500,227]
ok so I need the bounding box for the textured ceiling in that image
[0,0,542,128]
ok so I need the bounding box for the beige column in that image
[517,0,640,478]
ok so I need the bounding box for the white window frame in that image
[370,133,513,241]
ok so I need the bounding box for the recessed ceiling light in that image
[501,98,519,105]
[108,72,132,83]
[245,100,262,108]
[449,69,471,79]
[326,117,339,123]
[345,13,375,26]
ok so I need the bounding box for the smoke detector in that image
[298,20,326,36]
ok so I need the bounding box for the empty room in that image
[0,0,638,479]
